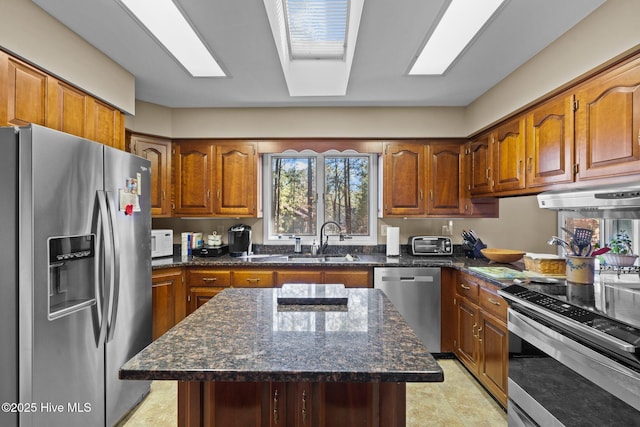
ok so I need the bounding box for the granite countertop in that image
[151,251,526,289]
[119,286,444,383]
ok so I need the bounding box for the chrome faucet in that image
[319,221,342,254]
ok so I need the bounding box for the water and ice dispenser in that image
[48,235,96,320]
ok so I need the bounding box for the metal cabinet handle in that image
[527,157,533,173]
[477,326,483,342]
[207,189,211,199]
[246,278,261,283]
[472,322,478,338]
[217,189,221,200]
[301,389,308,424]
[460,283,471,290]
[488,297,501,306]
[273,388,279,424]
[202,277,217,283]
[419,189,423,200]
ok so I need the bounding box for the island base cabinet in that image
[178,381,406,427]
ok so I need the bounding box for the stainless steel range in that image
[499,271,640,426]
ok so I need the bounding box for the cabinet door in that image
[317,383,375,427]
[575,58,640,180]
[188,286,225,314]
[469,134,493,195]
[49,80,88,138]
[493,117,526,192]
[427,141,465,215]
[215,141,258,217]
[87,98,124,149]
[2,53,48,126]
[478,312,508,407]
[203,382,264,427]
[526,95,575,187]
[382,141,425,216]
[151,268,184,340]
[455,298,479,372]
[175,141,215,215]
[131,135,173,217]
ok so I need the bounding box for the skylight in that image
[284,0,348,60]
[263,0,363,97]
[409,0,506,75]
[119,0,226,77]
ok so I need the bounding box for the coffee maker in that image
[228,224,252,257]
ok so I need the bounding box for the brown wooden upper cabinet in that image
[0,51,49,127]
[174,140,259,217]
[427,141,465,215]
[525,94,575,188]
[469,134,493,196]
[574,56,640,181]
[0,50,125,149]
[493,117,526,193]
[382,141,426,216]
[174,141,215,216]
[130,134,173,217]
[214,141,258,217]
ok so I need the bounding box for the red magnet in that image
[124,204,134,215]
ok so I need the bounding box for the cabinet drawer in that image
[457,273,480,302]
[324,269,372,288]
[479,287,507,321]
[188,269,232,287]
[233,270,274,287]
[276,269,323,286]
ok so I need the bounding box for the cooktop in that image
[500,277,640,366]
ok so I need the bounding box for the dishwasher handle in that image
[380,275,434,283]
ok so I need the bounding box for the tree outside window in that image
[269,153,372,240]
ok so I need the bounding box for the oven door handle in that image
[508,309,640,410]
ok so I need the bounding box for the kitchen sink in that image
[248,254,372,263]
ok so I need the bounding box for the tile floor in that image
[117,359,507,426]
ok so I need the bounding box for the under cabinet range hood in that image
[538,182,640,218]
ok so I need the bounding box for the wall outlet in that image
[380,224,388,236]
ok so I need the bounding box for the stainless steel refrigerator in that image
[0,124,152,426]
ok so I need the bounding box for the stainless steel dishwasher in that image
[374,267,441,352]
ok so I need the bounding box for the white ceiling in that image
[33,0,605,109]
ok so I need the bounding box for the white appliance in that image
[152,229,174,258]
[0,125,152,427]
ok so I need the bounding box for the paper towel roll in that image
[386,227,400,256]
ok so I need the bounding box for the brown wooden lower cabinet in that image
[452,272,508,407]
[178,380,406,427]
[151,268,185,340]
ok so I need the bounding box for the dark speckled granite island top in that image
[120,285,443,383]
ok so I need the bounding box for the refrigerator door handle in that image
[106,190,121,342]
[96,190,112,346]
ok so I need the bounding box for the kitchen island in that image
[120,285,443,427]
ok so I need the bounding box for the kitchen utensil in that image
[573,227,593,256]
[591,247,611,256]
[547,236,571,255]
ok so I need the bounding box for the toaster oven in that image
[410,236,453,256]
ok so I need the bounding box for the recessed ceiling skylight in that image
[409,0,506,75]
[264,0,363,97]
[119,0,226,77]
[284,0,348,60]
